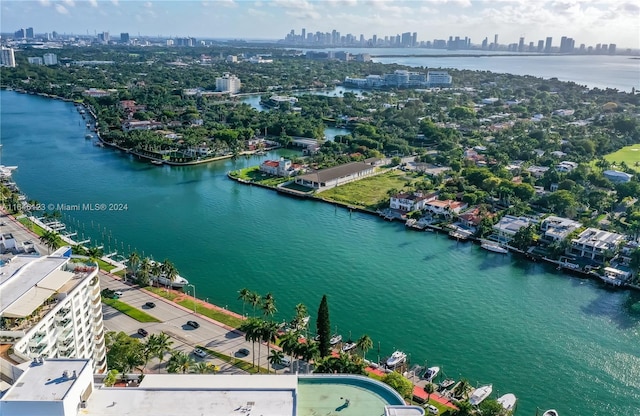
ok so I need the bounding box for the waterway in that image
[2,90,640,415]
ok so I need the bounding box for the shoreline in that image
[227,172,640,292]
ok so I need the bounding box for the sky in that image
[2,0,639,49]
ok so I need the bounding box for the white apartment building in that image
[43,53,58,66]
[0,247,107,374]
[215,72,241,94]
[0,46,16,67]
[570,228,625,264]
[426,71,452,87]
[28,57,44,65]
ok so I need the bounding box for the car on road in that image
[144,301,156,308]
[114,291,123,297]
[193,348,207,358]
[237,348,250,357]
[137,328,149,337]
[186,320,200,329]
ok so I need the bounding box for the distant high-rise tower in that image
[301,28,306,43]
[14,28,25,39]
[494,34,498,48]
[545,37,552,53]
[0,47,16,67]
[43,53,58,65]
[537,40,544,52]
[120,33,130,43]
[518,37,525,52]
[26,27,34,38]
[412,32,417,47]
[608,44,616,54]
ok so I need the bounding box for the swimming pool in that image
[297,375,409,416]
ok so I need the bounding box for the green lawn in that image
[230,166,289,186]
[101,297,161,323]
[603,144,640,172]
[17,217,46,236]
[317,170,421,209]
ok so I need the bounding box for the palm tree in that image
[192,362,218,374]
[167,351,194,374]
[248,292,261,317]
[239,318,262,368]
[138,257,152,286]
[238,288,251,317]
[293,303,308,331]
[39,230,61,254]
[150,332,173,372]
[356,334,373,360]
[86,245,103,262]
[268,349,284,371]
[260,321,279,373]
[127,251,140,278]
[261,295,277,321]
[424,383,435,405]
[279,331,300,369]
[161,259,178,286]
[298,341,319,374]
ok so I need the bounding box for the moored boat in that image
[481,240,508,254]
[424,366,440,381]
[469,384,492,406]
[542,410,559,416]
[497,393,517,412]
[438,378,455,390]
[341,340,357,352]
[329,334,343,345]
[148,260,189,288]
[386,350,407,367]
[151,160,164,165]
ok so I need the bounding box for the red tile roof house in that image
[425,199,468,217]
[390,191,438,212]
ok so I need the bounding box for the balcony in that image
[56,318,72,328]
[58,328,74,342]
[29,343,47,356]
[56,307,71,318]
[28,332,47,347]
[59,347,76,357]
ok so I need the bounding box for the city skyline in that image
[1,0,639,49]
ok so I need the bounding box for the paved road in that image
[1,211,295,375]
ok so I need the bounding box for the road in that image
[1,211,294,374]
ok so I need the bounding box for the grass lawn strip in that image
[603,144,640,173]
[101,297,161,323]
[196,345,268,374]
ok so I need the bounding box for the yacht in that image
[148,260,189,288]
[481,240,508,254]
[542,410,559,416]
[497,393,517,412]
[341,340,357,352]
[469,384,492,406]
[386,350,407,368]
[329,334,343,345]
[424,366,440,381]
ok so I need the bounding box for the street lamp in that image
[187,284,196,314]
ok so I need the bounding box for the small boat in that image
[481,240,508,254]
[497,393,517,411]
[424,366,440,381]
[341,340,357,352]
[438,378,455,390]
[148,260,189,288]
[469,384,492,406]
[542,410,559,416]
[85,134,93,139]
[151,160,164,165]
[386,350,407,367]
[329,334,342,345]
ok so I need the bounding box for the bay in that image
[2,90,640,415]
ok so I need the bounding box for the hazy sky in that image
[3,0,639,49]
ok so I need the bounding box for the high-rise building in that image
[412,32,418,47]
[545,37,552,53]
[43,53,58,66]
[518,37,525,52]
[482,37,488,49]
[0,247,107,373]
[14,28,25,39]
[608,44,616,54]
[494,34,498,49]
[98,32,110,43]
[120,33,130,43]
[537,40,544,52]
[26,27,34,38]
[301,28,306,43]
[0,47,16,67]
[216,73,241,94]
[28,57,44,65]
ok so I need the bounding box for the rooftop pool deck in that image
[298,375,423,416]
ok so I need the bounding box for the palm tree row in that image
[39,229,62,254]
[166,351,219,374]
[127,250,179,287]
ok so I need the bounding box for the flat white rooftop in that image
[1,359,90,402]
[83,375,297,416]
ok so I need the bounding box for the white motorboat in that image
[386,350,407,367]
[148,260,189,288]
[341,341,357,352]
[424,366,440,381]
[542,410,559,416]
[481,240,508,254]
[469,384,492,406]
[329,334,343,345]
[497,393,517,411]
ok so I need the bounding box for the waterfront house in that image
[294,162,375,191]
[492,215,534,244]
[556,161,578,172]
[389,191,437,212]
[259,159,302,177]
[122,120,163,132]
[570,228,625,264]
[540,216,582,242]
[424,200,468,217]
[603,170,633,183]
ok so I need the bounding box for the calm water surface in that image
[2,90,640,415]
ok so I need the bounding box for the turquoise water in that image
[298,375,404,415]
[2,90,640,415]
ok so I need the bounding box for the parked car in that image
[193,348,207,358]
[280,356,291,367]
[144,301,156,308]
[114,291,123,297]
[237,348,250,357]
[137,328,149,337]
[186,320,200,329]
[426,404,439,415]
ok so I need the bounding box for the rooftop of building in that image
[572,228,625,247]
[297,162,374,184]
[1,358,90,402]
